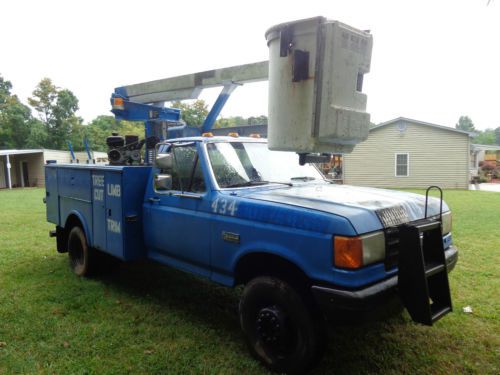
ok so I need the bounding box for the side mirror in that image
[156,154,173,171]
[154,174,172,191]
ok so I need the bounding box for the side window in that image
[171,145,206,193]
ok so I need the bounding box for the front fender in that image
[233,242,306,274]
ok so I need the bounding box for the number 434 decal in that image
[211,198,238,216]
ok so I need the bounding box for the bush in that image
[493,167,500,179]
[481,163,495,172]
[479,169,491,182]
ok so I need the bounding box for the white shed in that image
[0,149,107,189]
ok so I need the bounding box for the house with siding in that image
[343,117,471,189]
[470,144,500,177]
[0,149,107,189]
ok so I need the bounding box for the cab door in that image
[144,142,212,277]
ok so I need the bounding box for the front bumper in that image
[311,245,458,312]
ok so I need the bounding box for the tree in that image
[25,120,48,148]
[78,115,145,152]
[455,116,475,132]
[0,99,34,149]
[247,115,268,125]
[0,75,13,108]
[473,129,496,145]
[495,127,500,145]
[171,100,208,126]
[28,78,81,149]
[214,115,267,128]
[80,115,117,152]
[28,78,58,125]
[0,74,38,149]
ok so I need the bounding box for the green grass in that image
[0,188,499,374]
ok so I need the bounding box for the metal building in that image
[0,149,107,189]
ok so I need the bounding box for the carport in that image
[0,149,44,189]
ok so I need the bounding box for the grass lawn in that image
[0,188,499,374]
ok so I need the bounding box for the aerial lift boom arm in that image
[111,61,268,131]
[115,61,268,104]
[110,61,269,162]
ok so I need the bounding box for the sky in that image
[1,0,499,130]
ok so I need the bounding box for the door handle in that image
[148,197,160,203]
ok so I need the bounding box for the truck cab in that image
[143,135,457,292]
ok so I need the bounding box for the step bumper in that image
[312,245,458,312]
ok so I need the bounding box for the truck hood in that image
[241,183,448,234]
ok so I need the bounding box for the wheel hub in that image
[256,306,286,344]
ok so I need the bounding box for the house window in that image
[395,153,409,177]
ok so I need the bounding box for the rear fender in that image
[63,210,92,247]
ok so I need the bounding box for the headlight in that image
[441,211,452,235]
[334,231,385,269]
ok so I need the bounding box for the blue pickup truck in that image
[45,134,458,373]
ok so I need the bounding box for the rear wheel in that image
[67,226,95,277]
[239,276,325,374]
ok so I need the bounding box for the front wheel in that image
[239,276,325,374]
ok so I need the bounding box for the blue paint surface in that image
[46,164,150,261]
[45,138,455,290]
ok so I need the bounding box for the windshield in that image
[206,142,324,189]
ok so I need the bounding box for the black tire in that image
[239,276,325,374]
[67,226,95,277]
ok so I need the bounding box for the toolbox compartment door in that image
[91,172,106,250]
[105,172,123,257]
[45,166,59,224]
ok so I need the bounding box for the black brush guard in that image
[397,186,452,325]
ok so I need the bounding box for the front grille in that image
[384,226,400,270]
[376,205,410,228]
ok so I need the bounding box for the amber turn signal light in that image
[334,236,363,269]
[112,97,124,110]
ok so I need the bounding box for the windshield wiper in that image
[225,181,268,188]
[226,180,292,188]
[290,176,316,181]
[261,180,293,187]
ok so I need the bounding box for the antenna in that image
[83,137,93,163]
[67,141,76,163]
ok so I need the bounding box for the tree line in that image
[0,75,268,153]
[0,75,143,152]
[170,100,268,128]
[2,74,498,153]
[455,115,500,145]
